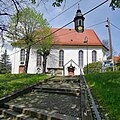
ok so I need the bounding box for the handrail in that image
[80,69,101,120]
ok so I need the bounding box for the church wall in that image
[11,46,106,75]
[11,48,21,74]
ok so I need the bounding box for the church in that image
[11,28,108,76]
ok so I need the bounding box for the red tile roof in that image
[51,28,107,49]
[113,56,120,63]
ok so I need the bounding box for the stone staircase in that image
[0,105,38,120]
[0,77,81,120]
[0,103,80,120]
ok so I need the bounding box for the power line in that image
[110,22,120,31]
[86,20,107,28]
[30,0,109,46]
[5,0,109,57]
[49,0,82,22]
[8,20,107,56]
[83,0,109,16]
[53,30,75,37]
[9,20,73,56]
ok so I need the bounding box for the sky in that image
[35,0,120,55]
[0,0,120,57]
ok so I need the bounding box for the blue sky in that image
[35,0,120,55]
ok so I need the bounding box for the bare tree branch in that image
[0,13,11,15]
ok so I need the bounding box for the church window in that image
[37,51,42,66]
[79,50,83,67]
[59,50,64,67]
[20,49,25,62]
[92,50,97,62]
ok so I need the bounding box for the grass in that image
[0,73,48,98]
[85,71,120,120]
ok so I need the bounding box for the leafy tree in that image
[36,27,53,73]
[110,0,120,10]
[7,7,51,73]
[31,0,120,9]
[0,50,11,73]
[83,62,102,74]
[51,0,120,9]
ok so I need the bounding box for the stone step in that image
[3,103,80,120]
[0,116,12,120]
[0,114,5,119]
[0,108,18,119]
[0,107,38,120]
[33,87,80,96]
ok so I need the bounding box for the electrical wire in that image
[2,0,109,57]
[110,22,120,31]
[83,0,109,16]
[48,0,82,22]
[86,20,107,28]
[9,20,74,56]
[8,19,107,56]
[19,0,110,48]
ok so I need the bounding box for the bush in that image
[83,62,102,74]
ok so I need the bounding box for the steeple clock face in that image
[78,26,83,31]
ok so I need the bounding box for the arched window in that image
[59,50,64,67]
[20,49,25,62]
[92,50,97,62]
[78,50,83,67]
[37,51,42,66]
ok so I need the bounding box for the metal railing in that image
[80,69,101,120]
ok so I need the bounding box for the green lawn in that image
[0,73,48,98]
[85,71,120,120]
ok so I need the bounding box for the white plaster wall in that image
[11,48,21,74]
[63,48,80,75]
[27,48,42,74]
[83,47,104,66]
[47,49,59,68]
[11,46,107,75]
[47,46,106,76]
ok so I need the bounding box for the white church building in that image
[11,28,108,76]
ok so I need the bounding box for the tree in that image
[52,0,120,9]
[0,50,11,73]
[110,0,120,10]
[29,0,120,9]
[37,28,53,73]
[0,0,120,31]
[102,39,110,57]
[7,7,51,73]
[102,39,109,49]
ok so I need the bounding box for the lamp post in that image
[74,7,85,33]
[84,36,88,74]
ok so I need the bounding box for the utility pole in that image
[106,17,113,59]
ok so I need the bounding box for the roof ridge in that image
[51,28,93,30]
[51,28,108,51]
